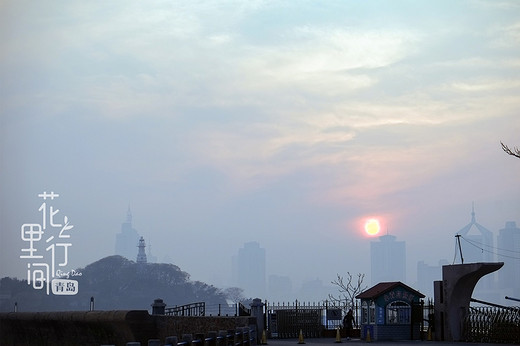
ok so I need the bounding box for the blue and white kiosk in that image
[355,281,425,341]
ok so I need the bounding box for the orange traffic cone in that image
[365,328,371,343]
[335,327,342,343]
[261,329,268,345]
[298,329,305,344]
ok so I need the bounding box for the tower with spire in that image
[455,204,495,292]
[455,204,494,264]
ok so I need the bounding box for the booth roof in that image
[355,281,425,300]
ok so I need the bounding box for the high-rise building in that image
[455,206,495,290]
[115,207,140,261]
[497,221,520,292]
[456,206,494,264]
[370,234,406,285]
[234,241,266,298]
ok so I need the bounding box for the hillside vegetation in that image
[0,256,227,312]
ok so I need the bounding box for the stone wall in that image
[0,310,256,346]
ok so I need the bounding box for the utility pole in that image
[455,234,464,264]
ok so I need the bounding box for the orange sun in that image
[364,219,380,236]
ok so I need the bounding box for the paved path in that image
[262,337,517,346]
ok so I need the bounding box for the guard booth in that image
[355,281,425,341]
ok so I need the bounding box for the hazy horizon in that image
[1,1,519,303]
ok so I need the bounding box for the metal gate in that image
[266,301,330,338]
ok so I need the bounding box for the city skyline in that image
[1,1,519,302]
[111,209,517,303]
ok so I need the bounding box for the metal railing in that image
[165,302,251,317]
[165,302,206,316]
[463,304,520,343]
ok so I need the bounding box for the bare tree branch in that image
[328,272,367,310]
[501,141,520,159]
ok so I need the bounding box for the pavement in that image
[262,337,518,346]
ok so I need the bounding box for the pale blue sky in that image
[1,0,519,297]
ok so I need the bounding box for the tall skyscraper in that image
[455,206,495,290]
[456,206,494,263]
[234,241,266,298]
[370,234,406,285]
[115,207,140,261]
[497,221,520,292]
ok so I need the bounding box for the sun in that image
[364,219,380,236]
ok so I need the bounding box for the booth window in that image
[361,301,368,324]
[369,301,376,324]
[386,301,410,324]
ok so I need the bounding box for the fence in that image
[266,300,349,338]
[165,302,251,317]
[166,302,206,316]
[265,299,437,340]
[463,305,520,344]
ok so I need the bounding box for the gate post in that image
[250,298,265,343]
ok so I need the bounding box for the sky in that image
[1,0,519,300]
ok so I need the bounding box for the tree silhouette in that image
[501,141,520,159]
[328,272,367,310]
[223,287,246,304]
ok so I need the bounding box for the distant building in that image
[497,221,520,293]
[370,234,406,285]
[115,207,140,261]
[456,206,494,263]
[416,260,448,298]
[136,236,147,264]
[234,241,266,298]
[455,206,494,290]
[298,278,331,302]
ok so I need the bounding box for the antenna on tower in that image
[126,205,132,224]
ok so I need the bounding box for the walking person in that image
[343,309,354,340]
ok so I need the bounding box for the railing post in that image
[182,333,193,346]
[236,327,243,346]
[165,336,178,346]
[151,298,166,315]
[206,331,217,346]
[218,330,227,346]
[194,333,205,346]
[244,327,251,345]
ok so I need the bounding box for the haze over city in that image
[1,1,519,302]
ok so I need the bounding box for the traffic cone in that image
[261,329,268,345]
[365,328,371,343]
[335,327,342,343]
[298,329,305,344]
